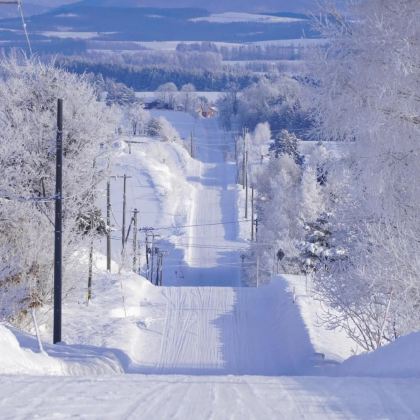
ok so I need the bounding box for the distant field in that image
[136,91,223,101]
[0,5,320,48]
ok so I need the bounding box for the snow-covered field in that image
[136,91,222,102]
[190,12,305,24]
[1,110,420,418]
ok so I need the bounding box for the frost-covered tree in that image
[126,103,150,136]
[245,154,304,285]
[146,117,180,142]
[156,82,178,110]
[0,55,117,326]
[307,0,420,350]
[251,122,271,164]
[237,76,311,135]
[269,129,304,165]
[179,83,197,113]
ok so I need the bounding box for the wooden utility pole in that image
[255,217,259,242]
[53,98,63,345]
[122,174,127,250]
[251,187,254,240]
[154,247,160,285]
[145,233,150,278]
[158,253,163,286]
[148,233,160,284]
[106,180,111,272]
[242,135,246,188]
[256,254,260,288]
[190,131,194,158]
[132,209,138,273]
[87,213,94,303]
[245,150,249,219]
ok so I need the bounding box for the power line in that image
[142,219,248,231]
[17,1,32,55]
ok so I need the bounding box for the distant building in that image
[196,105,218,118]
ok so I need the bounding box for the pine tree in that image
[269,129,304,165]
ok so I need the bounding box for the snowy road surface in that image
[152,282,310,375]
[2,112,420,419]
[155,112,244,287]
[1,375,420,419]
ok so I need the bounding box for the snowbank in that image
[0,323,124,376]
[336,332,420,378]
[0,325,66,375]
[281,275,354,363]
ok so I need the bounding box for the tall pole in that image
[242,134,246,188]
[256,254,260,288]
[251,187,254,241]
[87,225,93,303]
[155,248,160,285]
[106,180,111,272]
[132,209,138,273]
[255,218,259,242]
[53,98,63,344]
[122,174,127,250]
[145,233,150,279]
[159,254,163,286]
[190,131,194,158]
[150,235,155,284]
[245,150,249,219]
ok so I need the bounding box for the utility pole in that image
[106,180,111,272]
[122,174,127,250]
[140,227,153,279]
[190,131,194,158]
[158,253,164,286]
[145,233,150,278]
[53,98,63,345]
[242,131,246,188]
[256,254,260,288]
[154,247,160,285]
[132,209,138,273]
[245,150,249,219]
[87,212,95,303]
[251,187,254,241]
[109,174,132,251]
[148,233,160,284]
[255,217,259,242]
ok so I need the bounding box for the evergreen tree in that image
[269,129,304,165]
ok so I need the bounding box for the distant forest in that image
[57,57,260,91]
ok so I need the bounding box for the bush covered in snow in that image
[306,0,420,351]
[0,54,117,326]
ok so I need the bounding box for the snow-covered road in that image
[2,375,420,419]
[153,283,309,375]
[156,112,244,287]
[2,112,420,419]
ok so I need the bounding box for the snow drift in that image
[336,332,420,378]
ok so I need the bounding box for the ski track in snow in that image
[154,286,287,375]
[1,376,420,419]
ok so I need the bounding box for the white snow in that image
[41,31,102,40]
[282,274,355,362]
[191,12,304,24]
[0,324,123,376]
[1,110,420,417]
[136,91,222,102]
[1,375,420,419]
[336,332,420,378]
